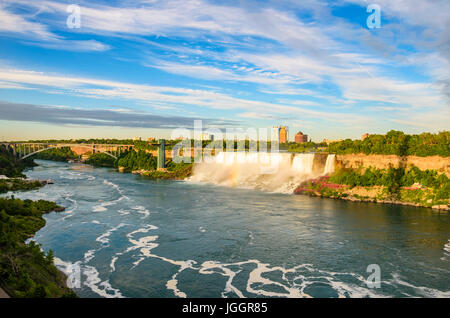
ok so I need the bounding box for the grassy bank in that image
[294,166,449,209]
[0,197,76,297]
[139,161,193,180]
[0,179,44,194]
[86,150,193,180]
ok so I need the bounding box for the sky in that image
[0,0,449,141]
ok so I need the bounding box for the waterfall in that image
[323,154,336,175]
[189,152,319,193]
[292,153,315,174]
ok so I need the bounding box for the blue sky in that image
[0,0,448,141]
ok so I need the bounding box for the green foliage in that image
[85,153,116,167]
[287,142,321,153]
[330,166,449,201]
[0,197,76,298]
[33,147,77,162]
[330,166,448,188]
[0,179,43,194]
[141,162,193,180]
[326,130,450,157]
[116,150,157,171]
[0,145,36,178]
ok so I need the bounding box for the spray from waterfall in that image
[189,152,336,194]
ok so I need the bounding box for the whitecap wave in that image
[132,206,151,219]
[83,265,124,298]
[96,223,128,246]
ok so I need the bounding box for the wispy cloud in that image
[0,100,238,129]
[0,3,109,51]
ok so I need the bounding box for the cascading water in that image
[323,154,336,175]
[292,153,315,174]
[189,152,336,193]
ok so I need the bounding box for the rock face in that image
[336,154,450,176]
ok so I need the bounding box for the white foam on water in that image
[92,205,107,212]
[441,239,450,261]
[92,195,128,212]
[54,239,126,297]
[110,256,119,272]
[118,209,130,216]
[64,196,77,214]
[53,257,84,290]
[60,171,95,181]
[83,265,124,298]
[84,249,96,263]
[96,223,128,246]
[122,225,198,297]
[55,258,125,298]
[103,179,125,195]
[132,206,151,219]
[444,239,450,253]
[388,273,450,298]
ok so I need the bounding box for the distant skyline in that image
[0,0,449,141]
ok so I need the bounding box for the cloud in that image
[0,66,370,126]
[0,0,448,136]
[0,3,109,52]
[0,101,238,129]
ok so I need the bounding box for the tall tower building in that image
[279,126,288,143]
[272,126,280,143]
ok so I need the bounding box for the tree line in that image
[326,130,449,157]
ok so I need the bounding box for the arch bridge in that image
[1,140,167,169]
[0,143,135,160]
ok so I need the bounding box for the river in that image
[4,160,450,297]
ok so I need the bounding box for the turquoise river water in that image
[4,160,450,298]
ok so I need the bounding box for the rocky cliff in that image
[336,154,450,176]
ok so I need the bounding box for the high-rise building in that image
[361,133,370,141]
[295,132,308,143]
[279,126,289,143]
[272,126,280,143]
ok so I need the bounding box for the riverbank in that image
[0,178,46,194]
[294,176,449,210]
[129,162,193,180]
[0,197,77,297]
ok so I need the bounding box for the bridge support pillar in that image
[157,139,166,170]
